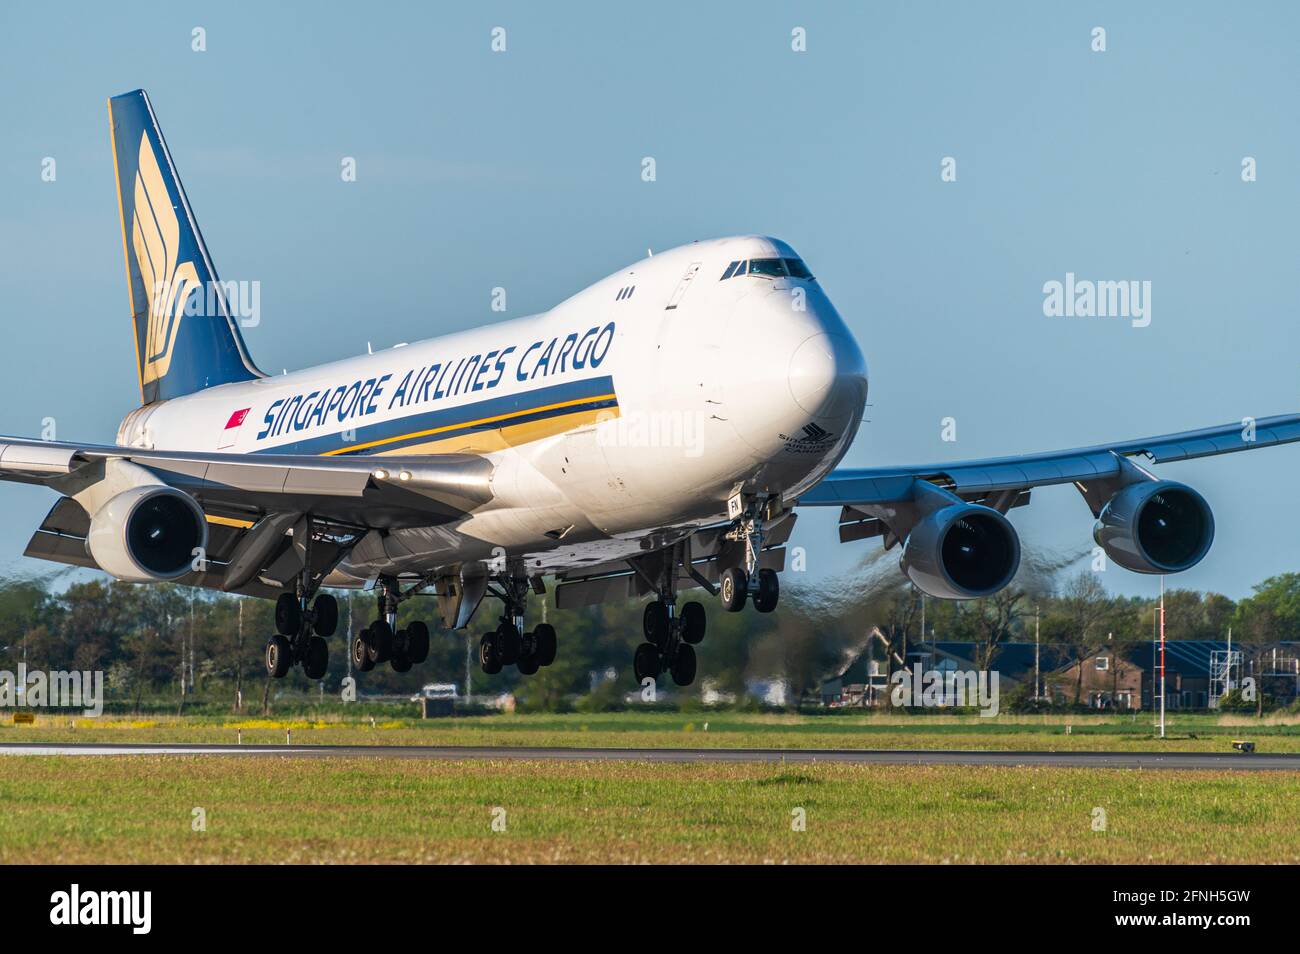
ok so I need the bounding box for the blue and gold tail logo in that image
[130,132,202,386]
[109,89,262,405]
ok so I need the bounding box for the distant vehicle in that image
[412,683,459,702]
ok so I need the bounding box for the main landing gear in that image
[264,521,347,680]
[633,596,706,688]
[628,538,709,688]
[348,576,434,675]
[265,590,340,680]
[478,573,557,677]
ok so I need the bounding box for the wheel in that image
[680,601,706,644]
[479,631,503,675]
[633,642,661,683]
[366,620,394,664]
[517,650,539,675]
[351,630,375,673]
[496,621,521,666]
[265,635,292,678]
[302,636,329,679]
[533,623,557,666]
[390,652,412,673]
[406,621,430,664]
[642,601,670,648]
[670,643,697,687]
[312,594,338,637]
[720,568,748,612]
[275,592,303,636]
[754,568,780,613]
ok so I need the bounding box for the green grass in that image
[3,710,1298,752]
[0,755,1296,863]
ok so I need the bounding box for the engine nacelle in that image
[1093,480,1214,574]
[86,485,208,583]
[899,503,1021,600]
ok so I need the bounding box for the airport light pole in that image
[1034,605,1041,701]
[1159,575,1166,740]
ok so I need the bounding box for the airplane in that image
[4,88,1300,688]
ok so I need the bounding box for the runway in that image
[0,742,1295,770]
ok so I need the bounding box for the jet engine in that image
[1093,480,1214,574]
[900,503,1021,600]
[86,485,208,583]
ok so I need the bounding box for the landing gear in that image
[720,568,747,612]
[302,636,329,680]
[265,634,292,679]
[633,642,660,683]
[362,577,436,673]
[754,568,779,614]
[477,572,558,676]
[627,536,709,687]
[262,519,354,680]
[719,496,781,614]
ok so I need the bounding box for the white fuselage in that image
[115,236,869,582]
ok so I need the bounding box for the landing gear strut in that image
[349,575,434,675]
[630,540,707,688]
[264,521,345,680]
[720,496,780,615]
[478,572,557,677]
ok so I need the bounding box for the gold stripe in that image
[373,406,619,457]
[321,393,618,456]
[206,514,255,529]
[107,99,144,402]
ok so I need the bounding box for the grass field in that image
[1,755,1297,863]
[3,709,1298,752]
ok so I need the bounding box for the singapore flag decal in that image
[218,407,250,449]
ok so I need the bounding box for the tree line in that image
[1,563,1298,711]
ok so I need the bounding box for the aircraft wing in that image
[798,413,1300,547]
[0,434,494,597]
[0,435,494,528]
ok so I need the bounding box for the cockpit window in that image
[747,258,787,278]
[784,258,813,279]
[720,257,813,281]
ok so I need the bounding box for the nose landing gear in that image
[719,496,781,615]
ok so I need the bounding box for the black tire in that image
[533,623,557,666]
[680,601,706,644]
[633,642,660,683]
[367,620,394,664]
[351,631,375,673]
[390,652,412,673]
[479,631,503,675]
[303,636,329,679]
[265,634,292,678]
[642,601,670,648]
[517,651,539,676]
[497,621,521,666]
[406,621,430,664]
[670,643,697,687]
[720,568,748,612]
[275,592,303,636]
[754,568,779,613]
[312,594,339,637]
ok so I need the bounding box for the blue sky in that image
[0,1,1298,599]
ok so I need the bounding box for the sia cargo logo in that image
[781,422,837,454]
[132,133,202,386]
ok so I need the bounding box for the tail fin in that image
[108,89,262,405]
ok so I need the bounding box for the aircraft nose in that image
[788,331,867,419]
